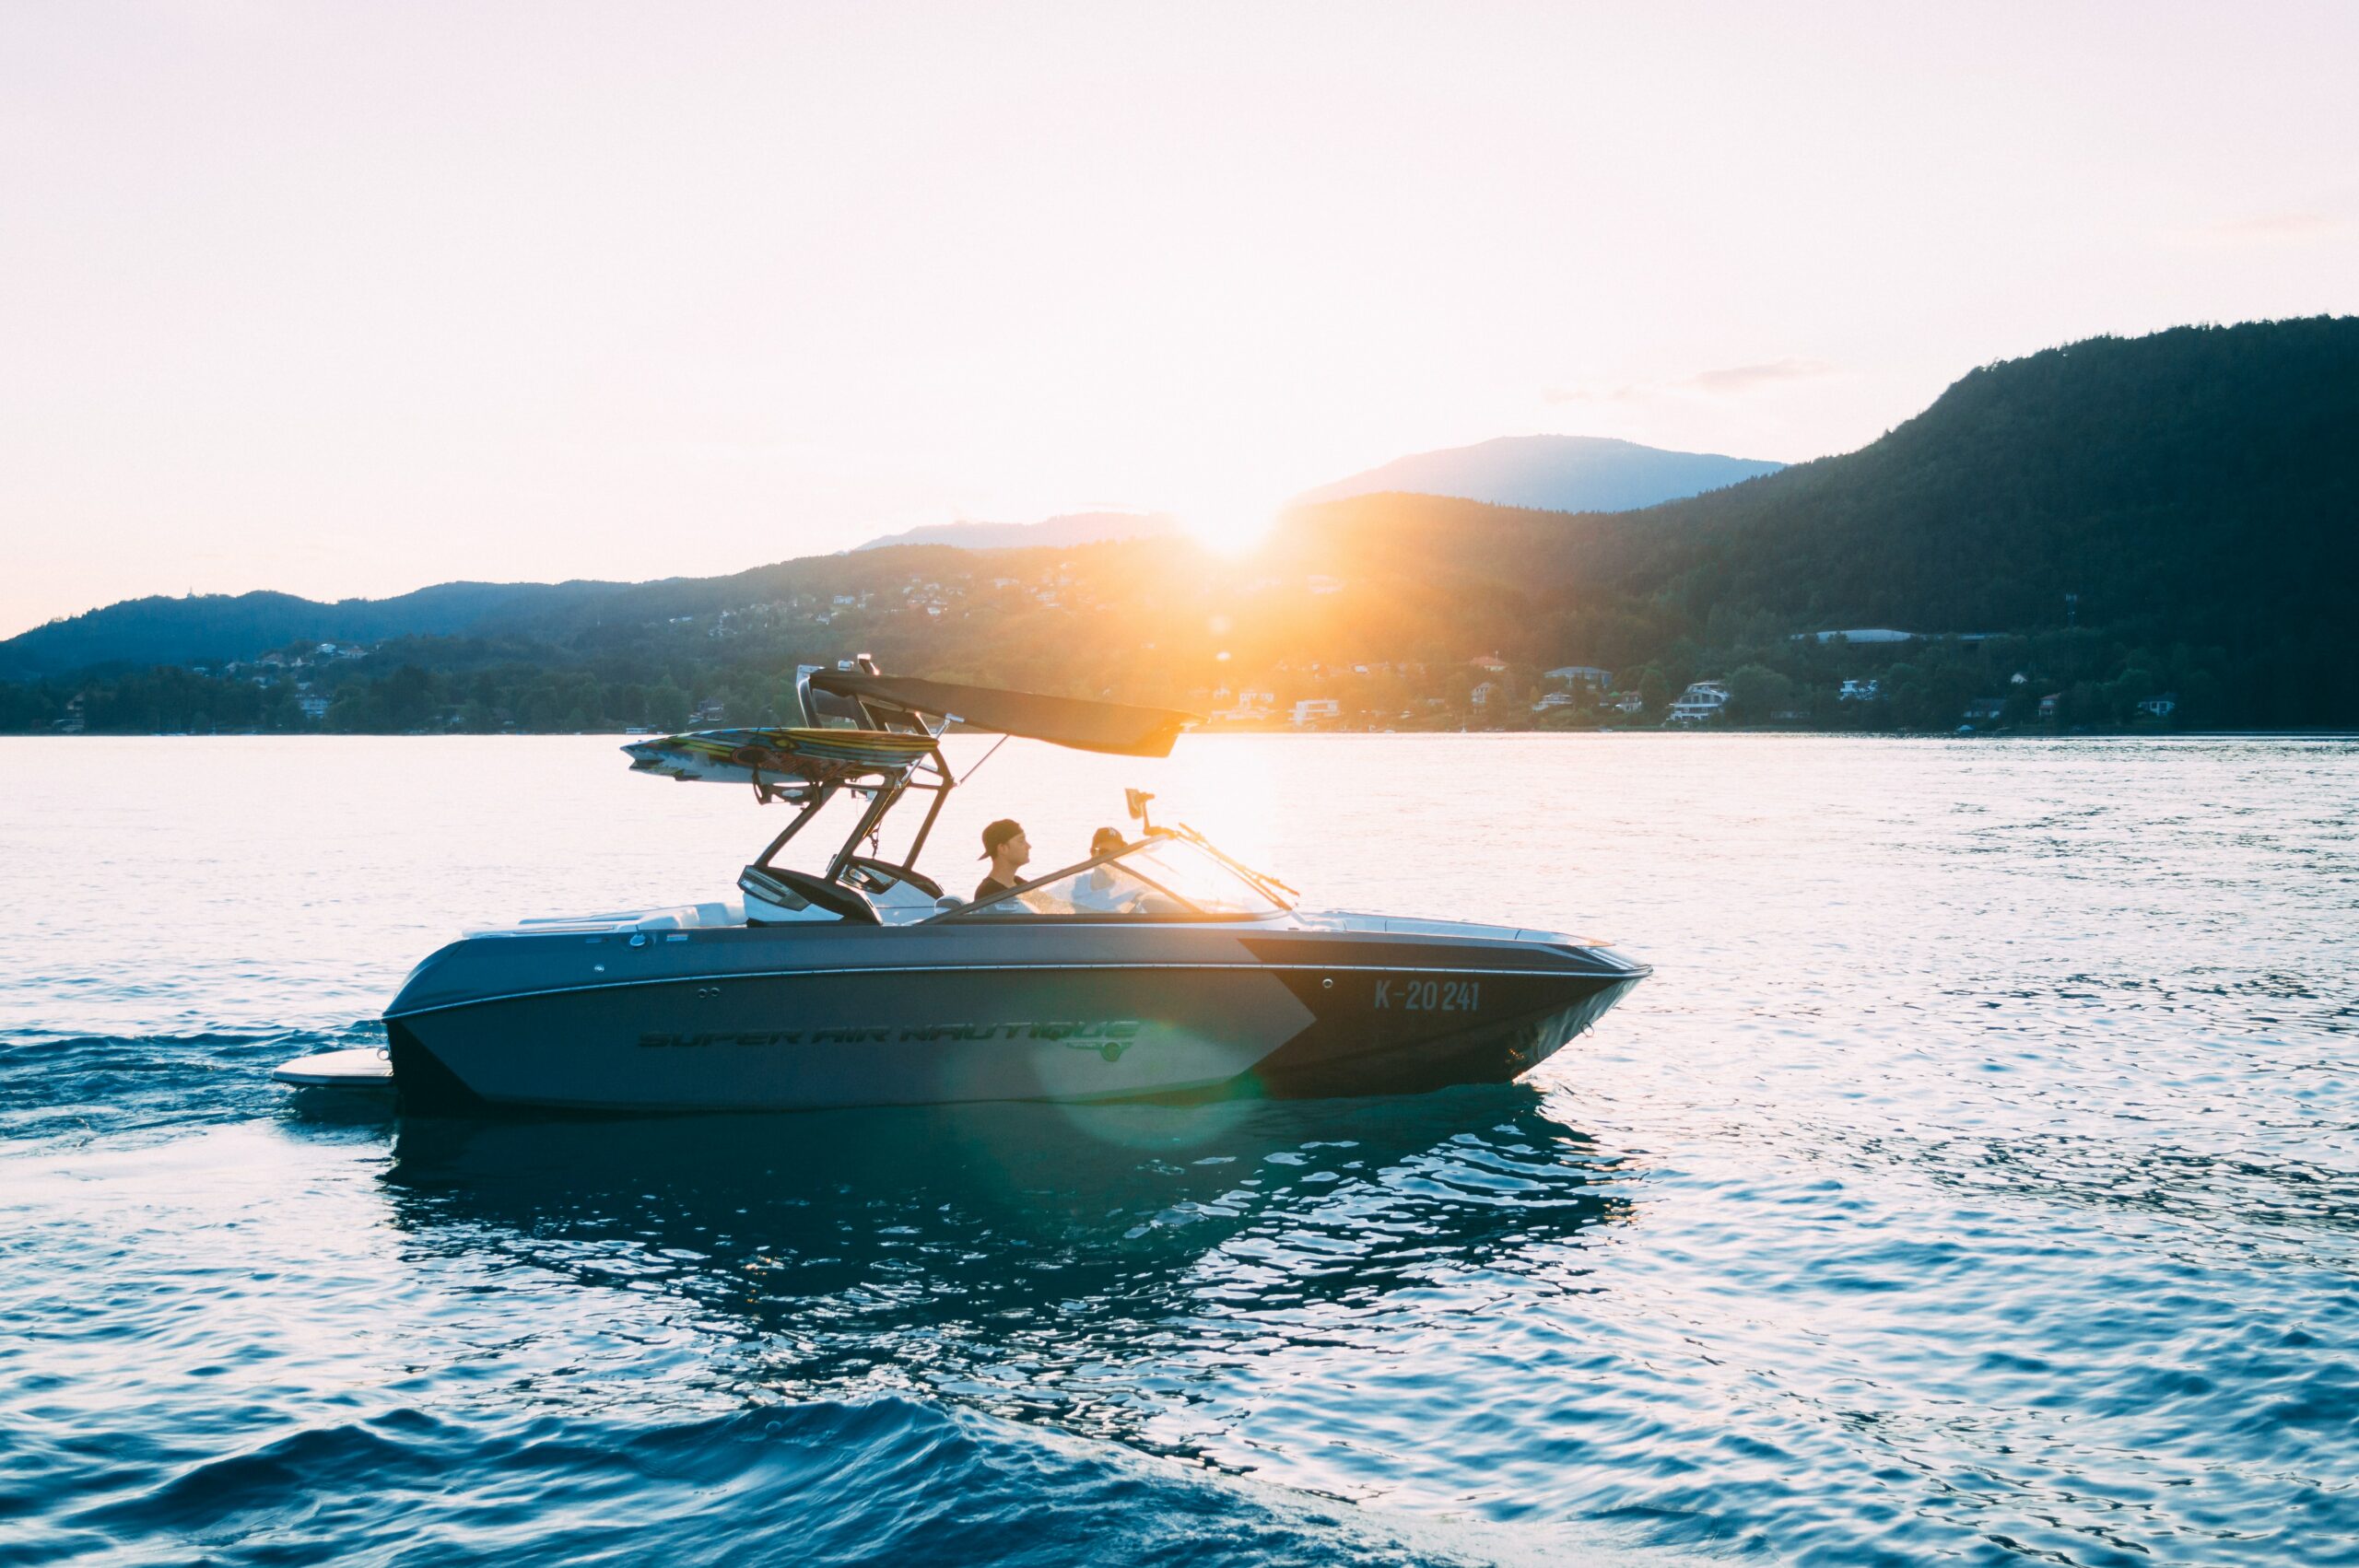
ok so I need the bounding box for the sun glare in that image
[1178,504,1280,557]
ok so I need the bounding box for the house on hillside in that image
[1962,696,2007,724]
[1605,690,1645,715]
[1470,682,1501,708]
[1210,690,1277,723]
[2136,693,2177,718]
[2038,693,2063,720]
[1838,678,1881,702]
[1545,665,1613,690]
[1667,682,1729,723]
[1291,697,1341,728]
[1469,653,1508,673]
[1532,691,1576,713]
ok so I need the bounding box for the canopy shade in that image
[807,671,1199,757]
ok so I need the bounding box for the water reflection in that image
[377,1088,1634,1452]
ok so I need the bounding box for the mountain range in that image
[844,438,1785,555]
[1290,434,1783,512]
[852,511,1184,553]
[0,434,1784,676]
[4,317,2353,730]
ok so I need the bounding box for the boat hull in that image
[384,921,1645,1114]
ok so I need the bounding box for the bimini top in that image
[623,727,939,787]
[621,668,1201,789]
[805,669,1195,758]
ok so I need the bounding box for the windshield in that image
[949,835,1289,920]
[1117,837,1287,914]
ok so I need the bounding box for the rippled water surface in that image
[4,734,2355,1566]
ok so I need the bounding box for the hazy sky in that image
[4,1,2353,636]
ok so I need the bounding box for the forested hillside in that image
[4,318,2352,733]
[1615,319,2357,648]
[0,580,633,679]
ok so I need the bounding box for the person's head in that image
[1090,826,1127,860]
[980,818,1029,877]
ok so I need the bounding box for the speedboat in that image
[277,662,1648,1112]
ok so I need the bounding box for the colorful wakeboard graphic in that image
[621,728,938,786]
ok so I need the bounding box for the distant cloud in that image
[2190,210,2348,245]
[1682,357,1838,393]
[1544,356,1840,404]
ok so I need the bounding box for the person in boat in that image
[972,818,1030,905]
[1071,826,1140,914]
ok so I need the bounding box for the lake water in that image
[3,734,2354,1566]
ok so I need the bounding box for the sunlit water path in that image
[3,735,2354,1566]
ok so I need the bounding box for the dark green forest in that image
[5,318,2353,735]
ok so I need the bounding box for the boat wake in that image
[0,1024,386,1145]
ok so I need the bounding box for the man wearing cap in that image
[972,818,1030,905]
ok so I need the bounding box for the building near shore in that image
[1668,682,1730,723]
